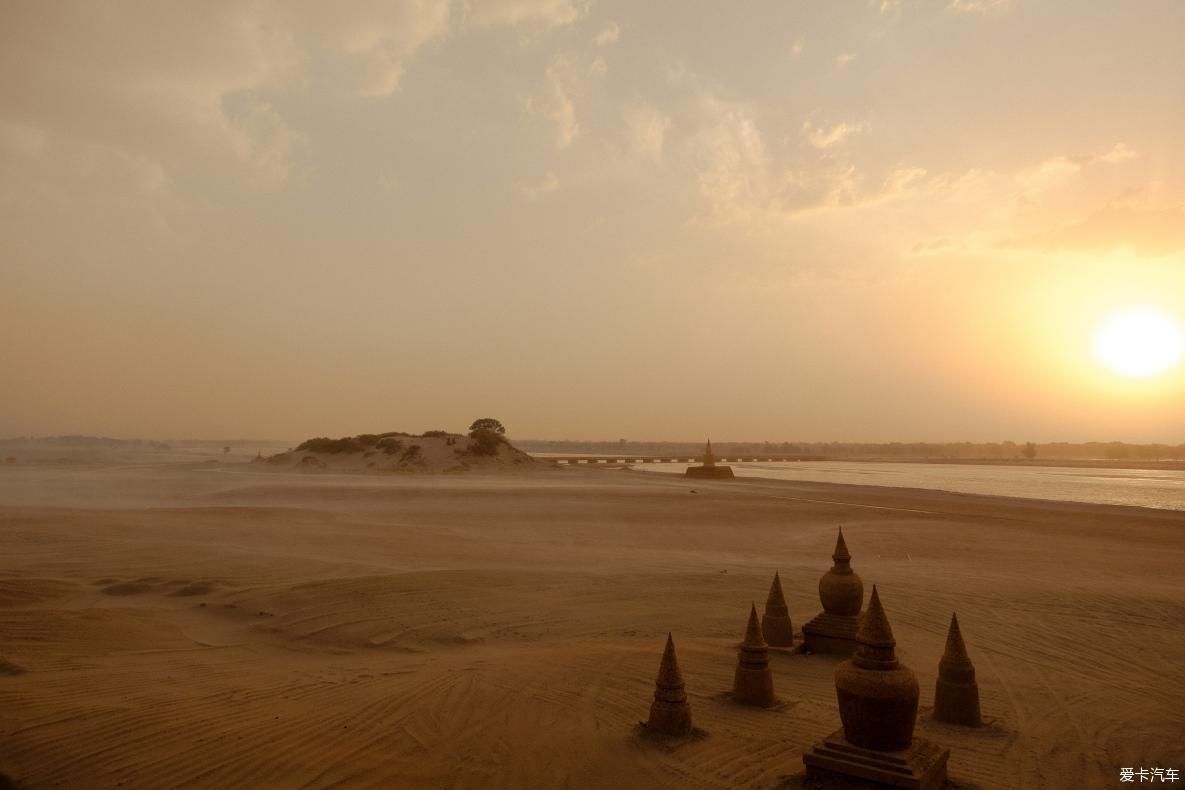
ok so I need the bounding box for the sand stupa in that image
[803,586,949,789]
[801,527,864,655]
[732,603,775,707]
[933,611,982,727]
[646,633,693,736]
[685,439,734,480]
[761,571,794,648]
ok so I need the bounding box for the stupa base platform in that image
[646,700,692,736]
[803,729,949,790]
[802,612,860,656]
[933,679,982,727]
[731,665,775,707]
[685,465,734,479]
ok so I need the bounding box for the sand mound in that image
[260,431,540,474]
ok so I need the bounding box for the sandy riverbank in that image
[0,460,1182,788]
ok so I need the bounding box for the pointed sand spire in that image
[852,585,897,669]
[762,571,794,648]
[942,612,970,664]
[733,602,775,706]
[934,611,982,727]
[743,603,765,647]
[646,633,693,735]
[833,526,851,564]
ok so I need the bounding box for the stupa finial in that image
[743,602,766,648]
[852,585,898,670]
[943,612,970,664]
[762,570,794,647]
[656,632,684,688]
[833,526,851,565]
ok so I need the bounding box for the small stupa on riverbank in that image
[802,527,864,655]
[803,586,950,788]
[933,612,982,727]
[761,571,794,648]
[732,604,775,707]
[685,439,734,480]
[645,633,693,736]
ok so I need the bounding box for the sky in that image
[2,0,1184,443]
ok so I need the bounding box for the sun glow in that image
[1092,306,1185,379]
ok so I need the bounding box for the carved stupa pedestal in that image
[761,571,794,648]
[646,634,693,736]
[685,439,735,479]
[802,729,950,790]
[802,527,863,656]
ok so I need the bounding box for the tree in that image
[1022,442,1037,460]
[468,418,506,436]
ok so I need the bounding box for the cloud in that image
[520,171,561,200]
[309,1,453,98]
[530,58,582,149]
[595,22,621,47]
[623,105,671,163]
[835,52,857,68]
[1015,143,1140,196]
[1002,203,1185,256]
[801,120,864,149]
[463,0,589,27]
[0,2,463,192]
[947,0,1012,13]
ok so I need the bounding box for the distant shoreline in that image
[531,454,1185,472]
[823,457,1185,472]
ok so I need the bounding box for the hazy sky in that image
[3,1,1184,442]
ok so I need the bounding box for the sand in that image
[0,455,1182,788]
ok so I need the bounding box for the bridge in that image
[535,455,822,465]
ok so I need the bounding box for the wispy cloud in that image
[947,0,1012,14]
[595,22,620,47]
[801,120,864,149]
[520,171,561,200]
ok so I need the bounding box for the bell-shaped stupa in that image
[732,603,775,707]
[933,612,982,727]
[803,586,950,788]
[646,633,693,735]
[801,527,864,655]
[685,439,735,479]
[761,571,794,648]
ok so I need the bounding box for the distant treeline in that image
[517,439,1185,461]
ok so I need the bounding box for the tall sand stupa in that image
[801,527,864,655]
[732,603,775,707]
[803,586,950,788]
[933,611,982,727]
[684,439,734,479]
[645,633,693,736]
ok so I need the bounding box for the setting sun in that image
[1092,306,1185,378]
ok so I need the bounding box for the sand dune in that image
[0,460,1182,788]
